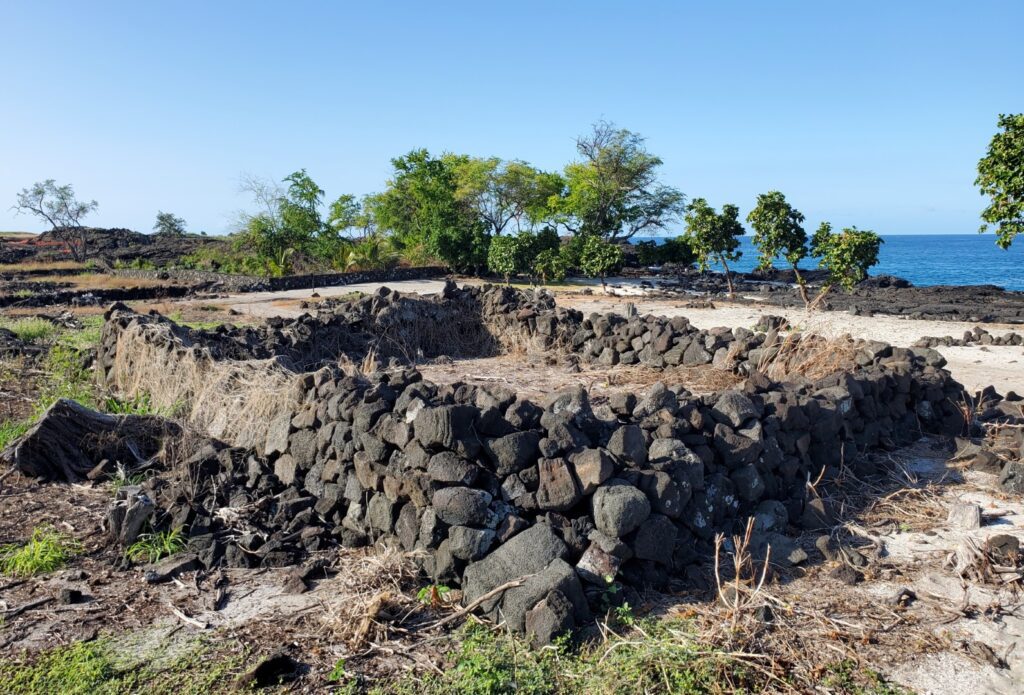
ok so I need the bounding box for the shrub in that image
[533,248,567,283]
[578,235,624,291]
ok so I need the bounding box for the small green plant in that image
[823,659,908,695]
[125,528,186,564]
[417,584,452,606]
[0,526,82,577]
[104,393,156,415]
[614,602,635,627]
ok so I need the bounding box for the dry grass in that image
[31,273,170,290]
[107,320,300,449]
[0,260,86,274]
[758,333,861,381]
[316,545,428,649]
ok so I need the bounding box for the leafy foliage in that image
[13,180,98,261]
[747,190,807,272]
[373,149,489,272]
[976,113,1024,248]
[807,222,883,308]
[153,211,187,236]
[446,156,564,236]
[533,248,568,283]
[0,636,250,694]
[684,198,745,294]
[635,237,696,266]
[235,170,365,275]
[578,235,624,290]
[0,526,82,577]
[556,121,685,241]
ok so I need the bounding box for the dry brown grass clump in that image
[107,321,300,449]
[758,333,861,381]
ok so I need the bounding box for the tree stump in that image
[1,398,180,482]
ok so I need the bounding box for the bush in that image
[635,237,695,267]
[533,248,567,283]
[578,235,624,290]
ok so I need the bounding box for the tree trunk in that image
[1,399,180,482]
[793,267,810,307]
[808,284,833,312]
[720,257,735,297]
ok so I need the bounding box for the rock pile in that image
[913,326,1024,348]
[74,284,981,642]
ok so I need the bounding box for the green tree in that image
[486,234,519,284]
[373,149,489,272]
[976,113,1024,249]
[684,198,744,296]
[579,235,624,291]
[807,223,882,309]
[153,211,187,237]
[557,121,685,241]
[747,190,810,304]
[446,156,565,236]
[13,180,98,261]
[533,248,568,284]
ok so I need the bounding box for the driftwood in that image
[0,398,180,482]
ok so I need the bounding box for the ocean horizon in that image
[636,233,1024,292]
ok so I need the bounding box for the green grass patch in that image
[0,635,250,694]
[0,419,31,450]
[0,317,58,343]
[0,526,82,577]
[372,619,907,695]
[125,528,186,565]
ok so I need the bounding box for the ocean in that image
[637,234,1024,292]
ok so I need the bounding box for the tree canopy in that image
[556,121,685,241]
[373,149,489,273]
[445,156,564,236]
[684,198,744,295]
[976,113,1024,249]
[808,223,882,308]
[153,211,187,236]
[747,190,810,302]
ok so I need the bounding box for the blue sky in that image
[1,1,1021,236]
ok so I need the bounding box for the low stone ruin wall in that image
[109,265,447,293]
[913,326,1024,350]
[94,284,971,641]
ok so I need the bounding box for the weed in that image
[417,583,452,607]
[104,392,157,415]
[125,528,186,564]
[0,526,82,577]
[822,659,909,695]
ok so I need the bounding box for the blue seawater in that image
[635,234,1024,292]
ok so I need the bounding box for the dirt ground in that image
[416,353,742,402]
